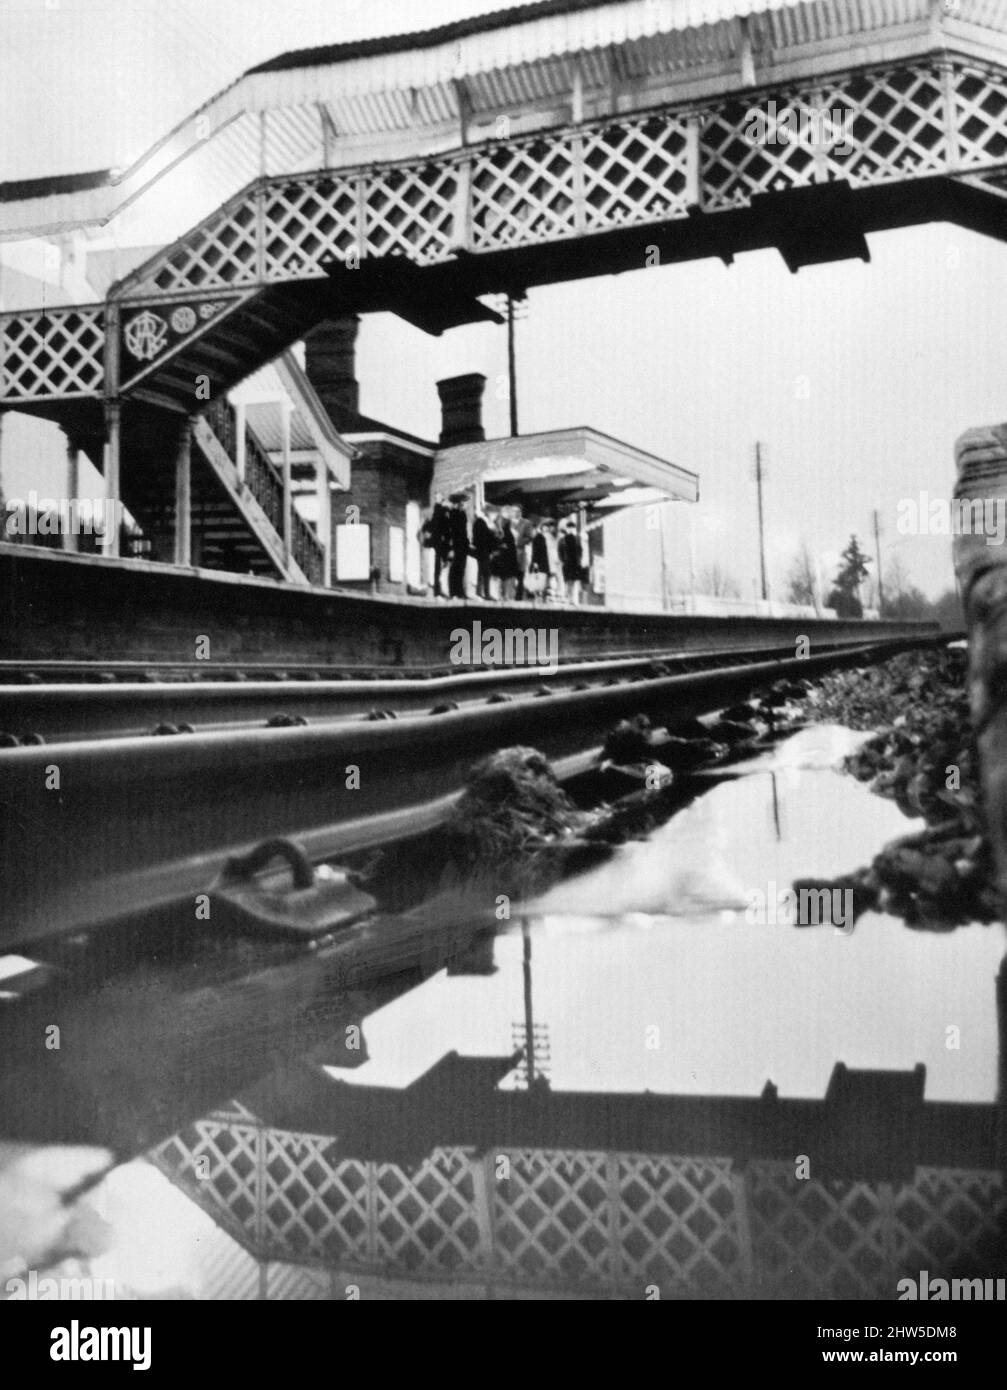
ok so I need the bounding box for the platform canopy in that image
[432,425,698,516]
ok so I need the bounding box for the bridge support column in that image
[102,402,121,558]
[281,401,292,565]
[235,400,247,484]
[316,459,331,586]
[63,435,80,552]
[174,417,192,567]
[685,114,703,211]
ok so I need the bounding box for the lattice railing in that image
[262,1131,371,1266]
[893,1165,1007,1272]
[106,58,1007,306]
[262,176,358,282]
[365,161,459,264]
[471,134,581,249]
[0,304,104,401]
[821,66,947,186]
[701,91,820,207]
[581,114,691,231]
[746,1163,893,1299]
[144,190,259,297]
[149,1114,1007,1298]
[8,57,1007,405]
[954,63,1007,168]
[154,1116,263,1251]
[493,1149,614,1285]
[615,1154,746,1298]
[373,1149,485,1274]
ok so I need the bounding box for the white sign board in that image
[335,523,370,581]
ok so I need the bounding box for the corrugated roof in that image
[246,401,317,452]
[248,0,607,74]
[3,0,1003,242]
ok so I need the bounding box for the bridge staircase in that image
[120,398,326,583]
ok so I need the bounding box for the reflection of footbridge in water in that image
[149,1053,1005,1299]
[149,919,1007,1300]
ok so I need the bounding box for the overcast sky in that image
[4,0,1006,598]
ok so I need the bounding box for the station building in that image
[0,262,700,608]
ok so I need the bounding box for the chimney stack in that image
[304,316,360,418]
[436,373,486,447]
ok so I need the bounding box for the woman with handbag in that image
[526,520,551,602]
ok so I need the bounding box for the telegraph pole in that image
[754,442,768,602]
[496,290,527,438]
[873,508,885,616]
[507,293,519,437]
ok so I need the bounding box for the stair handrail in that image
[204,396,236,459]
[290,504,325,586]
[203,398,326,585]
[244,427,285,537]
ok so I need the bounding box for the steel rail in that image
[0,614,942,685]
[0,638,917,745]
[0,635,946,946]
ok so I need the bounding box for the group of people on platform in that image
[419,491,588,603]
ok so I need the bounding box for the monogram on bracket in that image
[123,309,168,361]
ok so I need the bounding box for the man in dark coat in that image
[558,519,584,604]
[493,514,520,601]
[472,508,496,600]
[446,492,470,599]
[421,492,452,597]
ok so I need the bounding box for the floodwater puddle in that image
[6,722,1005,1300]
[338,724,1004,1103]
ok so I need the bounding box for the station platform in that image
[0,544,934,674]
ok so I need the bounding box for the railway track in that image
[0,631,950,945]
[0,638,937,745]
[0,628,961,1160]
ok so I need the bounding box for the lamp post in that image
[752,442,769,603]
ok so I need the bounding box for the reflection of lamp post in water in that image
[769,770,782,842]
[512,917,550,1089]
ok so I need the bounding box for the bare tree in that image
[932,587,964,631]
[884,552,932,620]
[884,552,912,604]
[784,541,821,613]
[697,563,742,598]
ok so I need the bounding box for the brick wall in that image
[331,440,431,594]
